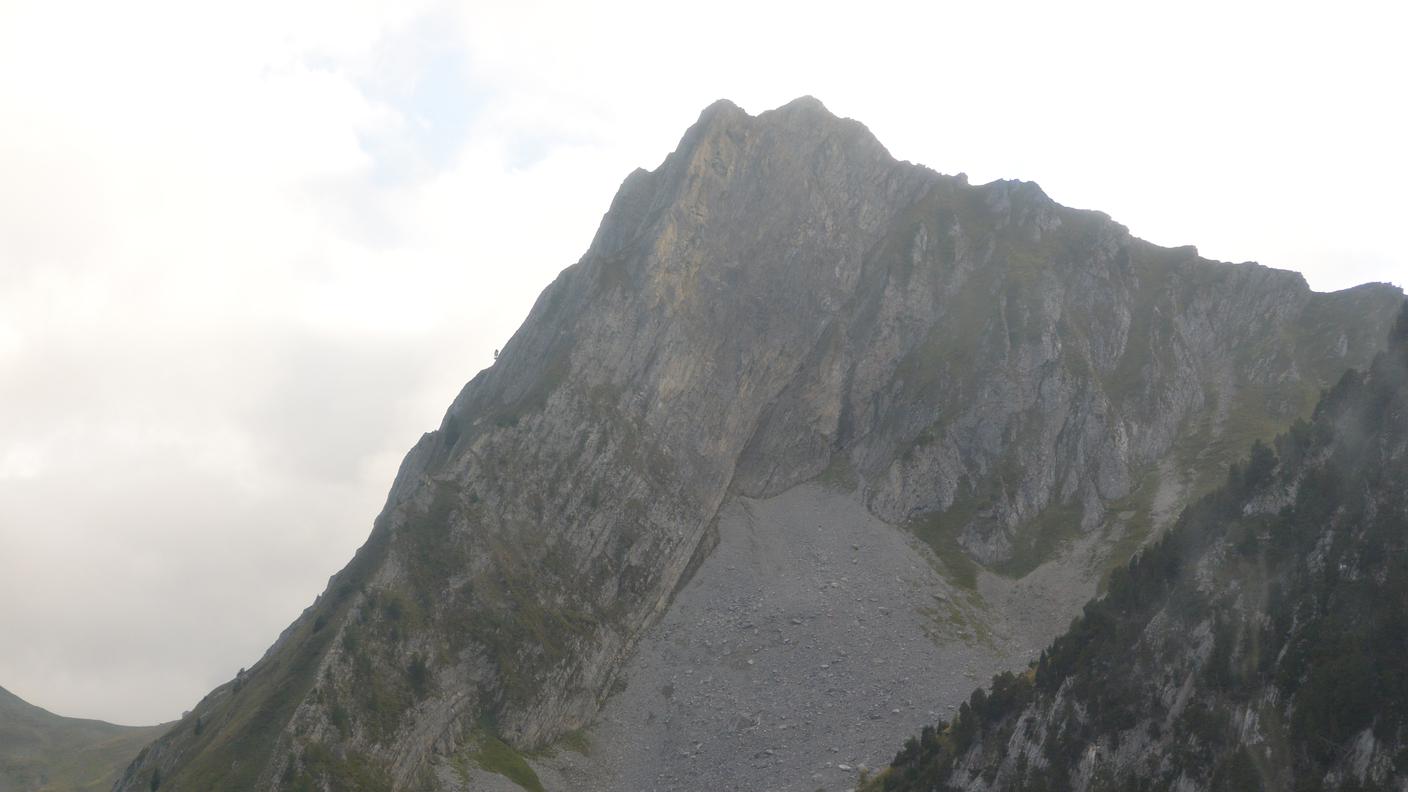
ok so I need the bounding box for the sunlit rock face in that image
[114,97,1401,792]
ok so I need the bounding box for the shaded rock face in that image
[115,98,1401,791]
[877,308,1408,792]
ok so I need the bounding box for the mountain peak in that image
[696,96,743,117]
[691,97,745,128]
[680,96,880,157]
[696,94,835,121]
[773,93,831,113]
[112,98,1404,792]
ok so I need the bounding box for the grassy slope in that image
[0,686,170,792]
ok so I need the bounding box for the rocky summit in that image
[114,98,1402,792]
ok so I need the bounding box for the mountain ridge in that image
[0,685,169,792]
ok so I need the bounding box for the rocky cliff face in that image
[875,306,1408,792]
[114,98,1402,792]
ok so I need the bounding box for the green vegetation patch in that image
[907,505,981,590]
[988,500,1084,579]
[814,452,859,492]
[288,743,392,792]
[457,730,545,792]
[1092,470,1162,593]
[557,728,592,757]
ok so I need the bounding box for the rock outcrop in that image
[114,97,1402,791]
[875,304,1408,792]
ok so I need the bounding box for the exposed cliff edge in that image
[114,97,1402,791]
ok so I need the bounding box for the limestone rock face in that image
[114,98,1402,791]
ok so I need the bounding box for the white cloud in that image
[0,0,1403,724]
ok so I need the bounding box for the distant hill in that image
[0,685,169,792]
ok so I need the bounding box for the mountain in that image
[113,97,1403,792]
[874,305,1408,792]
[0,685,168,792]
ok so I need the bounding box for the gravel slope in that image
[460,481,1108,792]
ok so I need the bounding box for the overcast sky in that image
[1,0,1404,726]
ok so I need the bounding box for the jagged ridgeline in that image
[874,306,1408,792]
[115,98,1402,792]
